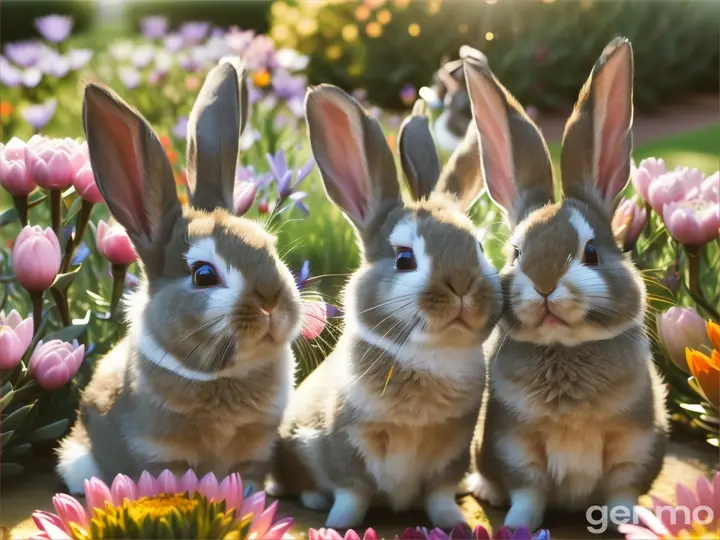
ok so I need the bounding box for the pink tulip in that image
[29,339,85,390]
[611,196,647,249]
[72,163,103,204]
[657,307,711,372]
[647,167,704,214]
[233,180,258,216]
[662,199,720,246]
[0,310,34,370]
[301,300,327,340]
[688,171,719,202]
[631,157,667,202]
[25,136,90,190]
[96,220,137,265]
[0,137,38,195]
[12,225,61,291]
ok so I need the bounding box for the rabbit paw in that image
[504,490,545,532]
[425,489,466,529]
[301,490,332,510]
[467,472,506,507]
[325,489,371,529]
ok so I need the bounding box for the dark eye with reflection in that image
[191,261,220,287]
[394,247,417,271]
[583,240,599,266]
[512,246,521,264]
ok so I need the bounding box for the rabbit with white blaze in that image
[56,61,303,492]
[268,88,502,530]
[462,39,669,532]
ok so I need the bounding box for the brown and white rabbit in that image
[56,60,302,493]
[267,86,502,530]
[462,39,669,531]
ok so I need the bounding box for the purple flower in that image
[22,68,42,88]
[163,33,184,53]
[400,83,417,106]
[180,21,210,45]
[0,56,23,86]
[203,36,231,62]
[286,96,305,118]
[35,15,74,43]
[272,69,306,100]
[210,27,225,39]
[140,15,168,39]
[118,66,141,89]
[236,164,271,188]
[275,48,309,71]
[67,48,93,70]
[298,260,311,286]
[38,51,70,78]
[269,153,315,197]
[225,28,255,55]
[243,35,276,70]
[71,242,91,266]
[326,304,342,318]
[131,45,155,69]
[173,116,188,139]
[4,41,44,67]
[286,191,309,215]
[21,98,58,130]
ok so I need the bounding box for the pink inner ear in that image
[594,58,631,203]
[467,70,516,213]
[317,99,370,222]
[90,97,150,237]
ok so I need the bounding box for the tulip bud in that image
[0,310,34,369]
[29,339,85,390]
[233,181,257,216]
[611,196,647,250]
[72,164,103,204]
[0,137,37,195]
[301,300,327,340]
[12,225,61,291]
[657,307,712,372]
[96,220,137,265]
[258,199,269,214]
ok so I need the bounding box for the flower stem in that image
[29,290,43,335]
[50,287,72,328]
[59,200,94,273]
[49,189,62,237]
[110,264,127,318]
[12,195,29,226]
[683,243,720,320]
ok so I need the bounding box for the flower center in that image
[123,493,199,522]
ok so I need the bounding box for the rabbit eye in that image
[394,247,417,272]
[583,240,599,266]
[512,246,521,264]
[191,262,219,287]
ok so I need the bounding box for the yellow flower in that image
[686,347,720,408]
[485,31,495,41]
[355,5,371,21]
[342,24,359,42]
[707,320,720,351]
[428,0,442,15]
[408,23,421,36]
[273,24,290,42]
[253,70,271,88]
[297,17,318,36]
[326,45,343,60]
[377,9,392,24]
[271,1,287,17]
[366,22,382,37]
[392,0,411,7]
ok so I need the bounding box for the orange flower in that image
[177,190,189,207]
[0,101,13,121]
[707,320,720,351]
[386,134,396,152]
[159,135,171,148]
[686,347,720,408]
[253,70,271,88]
[174,169,188,187]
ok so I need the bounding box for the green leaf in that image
[61,186,77,199]
[0,429,14,447]
[0,383,14,414]
[51,266,83,295]
[62,195,84,226]
[0,462,24,477]
[1,403,35,432]
[708,438,719,447]
[0,207,19,227]
[26,418,69,442]
[43,310,92,343]
[679,402,707,414]
[2,442,32,459]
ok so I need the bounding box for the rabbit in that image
[461,38,669,532]
[56,60,303,494]
[267,85,502,530]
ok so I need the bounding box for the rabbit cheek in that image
[560,260,610,321]
[509,270,546,326]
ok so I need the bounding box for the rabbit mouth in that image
[536,311,569,328]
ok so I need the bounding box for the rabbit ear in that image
[397,99,441,200]
[434,124,484,213]
[82,83,181,269]
[462,52,554,227]
[305,84,400,232]
[560,38,633,213]
[186,60,249,212]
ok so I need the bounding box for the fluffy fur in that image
[268,89,502,529]
[462,38,669,531]
[56,61,302,492]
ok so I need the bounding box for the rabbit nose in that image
[446,275,475,297]
[534,285,557,298]
[257,291,280,315]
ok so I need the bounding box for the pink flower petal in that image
[84,478,113,513]
[52,493,89,529]
[31,510,72,539]
[247,500,278,537]
[264,517,294,540]
[363,529,380,540]
[156,469,179,494]
[344,531,361,540]
[198,472,219,500]
[696,475,714,510]
[180,469,199,494]
[635,506,672,537]
[301,300,327,340]
[617,523,661,539]
[239,490,266,521]
[110,474,137,506]
[675,482,699,513]
[137,471,158,498]
[220,473,243,514]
